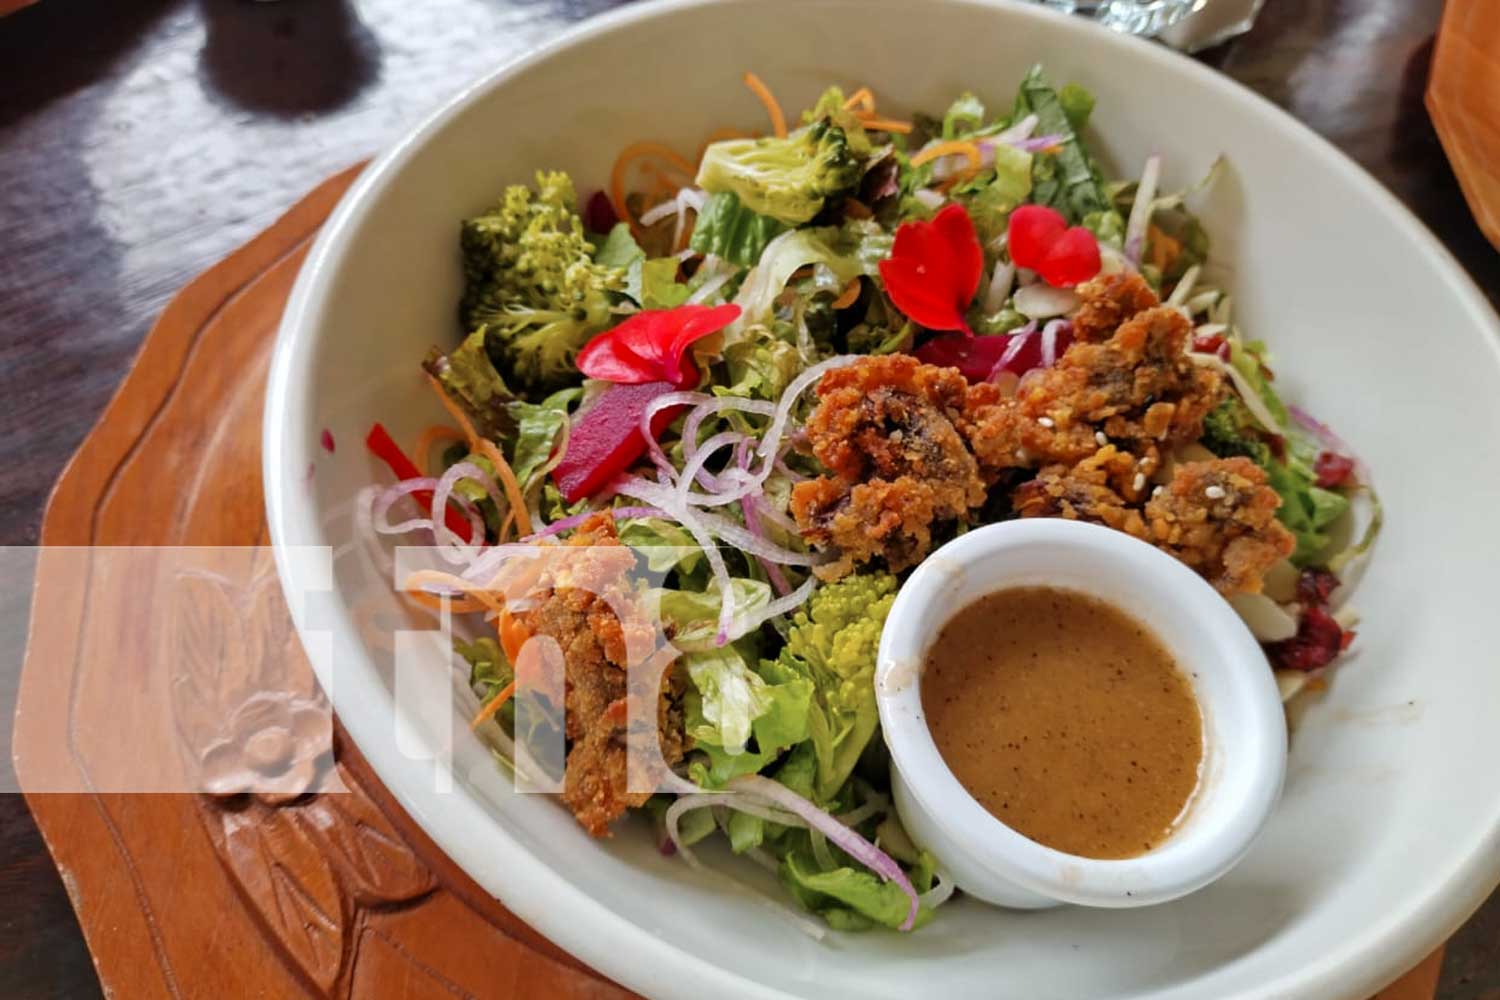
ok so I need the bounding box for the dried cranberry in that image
[1191,334,1229,360]
[584,190,619,234]
[1266,607,1348,671]
[1314,451,1356,488]
[1295,568,1341,607]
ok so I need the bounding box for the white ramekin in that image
[876,519,1287,909]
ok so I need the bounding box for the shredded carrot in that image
[498,608,530,663]
[909,140,982,170]
[842,87,875,113]
[470,679,516,730]
[403,569,506,613]
[832,278,862,309]
[856,116,913,135]
[403,590,487,613]
[499,508,517,543]
[609,141,697,235]
[412,425,466,476]
[742,71,787,139]
[424,374,534,538]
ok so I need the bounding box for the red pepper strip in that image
[1007,204,1101,288]
[577,304,741,387]
[879,203,983,334]
[915,325,1074,384]
[552,381,683,503]
[365,422,475,542]
[1313,451,1356,489]
[1192,334,1231,360]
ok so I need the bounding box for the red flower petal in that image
[1007,205,1068,271]
[1037,226,1102,288]
[577,304,740,388]
[1007,204,1101,288]
[880,204,983,334]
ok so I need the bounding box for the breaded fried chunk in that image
[1143,458,1296,595]
[793,356,986,575]
[515,513,686,836]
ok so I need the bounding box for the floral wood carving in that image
[170,550,436,994]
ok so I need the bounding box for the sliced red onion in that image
[614,477,739,642]
[1124,153,1163,265]
[642,390,714,483]
[836,795,890,828]
[431,461,503,553]
[727,774,921,931]
[736,438,793,596]
[1039,319,1070,367]
[522,506,664,541]
[990,113,1038,146]
[1014,283,1080,320]
[725,573,816,644]
[1009,133,1065,153]
[373,477,441,531]
[1185,289,1220,316]
[675,429,744,508]
[618,477,826,569]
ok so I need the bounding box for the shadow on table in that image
[197,0,380,116]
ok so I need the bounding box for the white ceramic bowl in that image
[264,1,1500,997]
[876,519,1287,910]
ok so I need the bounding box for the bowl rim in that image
[263,0,1500,996]
[875,518,1288,908]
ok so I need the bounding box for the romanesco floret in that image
[771,571,897,800]
[782,571,897,680]
[459,170,625,398]
[695,120,863,226]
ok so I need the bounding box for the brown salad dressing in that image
[921,586,1203,860]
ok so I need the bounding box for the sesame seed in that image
[1037,416,1055,428]
[1095,431,1108,446]
[1152,486,1164,498]
[1132,473,1146,492]
[1205,485,1226,500]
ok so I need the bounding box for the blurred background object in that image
[1427,0,1500,250]
[1159,0,1266,51]
[1036,0,1203,35]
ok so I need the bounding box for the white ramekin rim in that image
[876,518,1288,908]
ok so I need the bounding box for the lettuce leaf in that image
[423,330,516,442]
[1012,66,1118,226]
[778,846,935,932]
[507,386,579,491]
[689,191,790,267]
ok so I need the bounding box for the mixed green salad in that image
[361,67,1379,934]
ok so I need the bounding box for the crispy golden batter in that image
[1143,458,1296,595]
[1011,446,1149,537]
[792,294,1285,596]
[1072,272,1161,342]
[515,514,685,836]
[793,356,986,575]
[791,474,947,578]
[963,302,1223,486]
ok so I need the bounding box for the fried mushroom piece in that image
[1011,446,1149,538]
[793,356,987,575]
[515,513,686,836]
[1071,272,1161,342]
[1143,457,1296,595]
[791,474,946,579]
[967,303,1224,477]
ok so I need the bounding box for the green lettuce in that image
[689,191,790,266]
[423,330,515,442]
[507,386,579,491]
[1012,66,1118,227]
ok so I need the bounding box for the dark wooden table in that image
[2,1,1497,997]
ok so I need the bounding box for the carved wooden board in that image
[9,167,1439,1000]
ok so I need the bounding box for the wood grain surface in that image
[1,1,1497,997]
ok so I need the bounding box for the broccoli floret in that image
[459,171,624,398]
[1201,398,1272,467]
[695,121,863,226]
